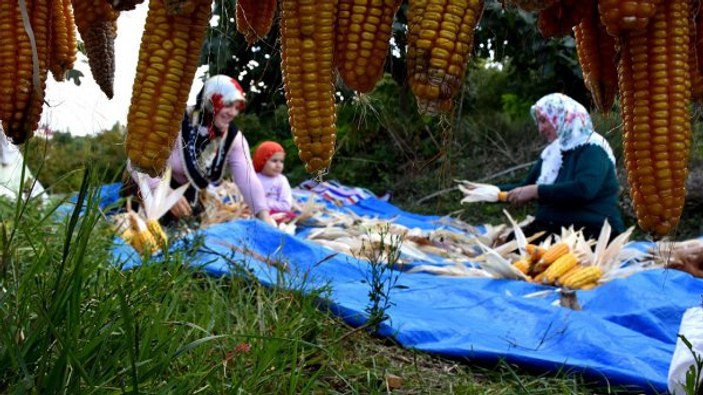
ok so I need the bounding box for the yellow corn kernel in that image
[618,0,691,237]
[146,219,167,249]
[526,244,546,262]
[540,242,570,265]
[236,0,277,44]
[126,0,212,176]
[407,0,484,115]
[280,0,338,174]
[127,212,158,255]
[512,258,531,275]
[0,0,51,143]
[335,0,401,93]
[561,266,604,289]
[598,0,658,36]
[541,252,579,284]
[573,0,618,113]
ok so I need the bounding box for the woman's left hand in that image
[507,184,538,206]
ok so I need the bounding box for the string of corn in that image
[335,0,401,93]
[236,0,278,45]
[280,0,338,175]
[0,0,51,144]
[618,0,692,236]
[126,0,212,176]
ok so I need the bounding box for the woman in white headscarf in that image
[499,93,625,240]
[126,75,274,226]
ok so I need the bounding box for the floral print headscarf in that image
[529,93,615,185]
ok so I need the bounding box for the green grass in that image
[0,172,658,394]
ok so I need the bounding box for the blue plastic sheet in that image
[108,186,703,393]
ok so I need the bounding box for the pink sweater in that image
[256,173,292,212]
[131,130,269,215]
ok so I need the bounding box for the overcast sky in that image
[40,1,206,136]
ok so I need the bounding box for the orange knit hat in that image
[253,141,285,172]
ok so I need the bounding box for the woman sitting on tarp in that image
[124,75,275,226]
[498,92,625,241]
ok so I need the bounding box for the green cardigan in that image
[499,144,625,234]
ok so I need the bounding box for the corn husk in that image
[455,180,505,203]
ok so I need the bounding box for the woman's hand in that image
[256,210,277,227]
[507,185,539,206]
[170,196,193,218]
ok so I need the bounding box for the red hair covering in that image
[253,141,285,172]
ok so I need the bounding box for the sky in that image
[40,2,207,137]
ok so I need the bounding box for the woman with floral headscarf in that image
[499,93,625,240]
[127,74,275,226]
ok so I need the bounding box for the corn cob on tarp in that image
[106,181,702,393]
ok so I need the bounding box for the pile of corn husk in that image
[199,181,252,228]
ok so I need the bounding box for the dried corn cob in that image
[540,242,570,265]
[280,0,338,174]
[690,0,703,100]
[335,0,401,93]
[126,0,212,176]
[512,258,531,274]
[109,0,145,11]
[574,0,619,112]
[127,212,158,254]
[236,0,278,44]
[0,0,51,143]
[71,0,120,99]
[526,244,546,262]
[541,252,578,283]
[146,218,167,249]
[597,0,659,36]
[618,0,691,236]
[407,0,485,115]
[49,0,77,81]
[561,265,603,289]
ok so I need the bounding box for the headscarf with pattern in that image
[530,93,616,185]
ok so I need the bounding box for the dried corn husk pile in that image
[199,182,252,228]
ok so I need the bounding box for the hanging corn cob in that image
[49,0,77,82]
[335,0,401,93]
[280,0,338,174]
[690,0,703,100]
[0,0,51,144]
[597,0,659,36]
[126,0,212,176]
[618,0,692,236]
[236,0,278,44]
[573,0,619,112]
[71,0,120,99]
[407,0,485,115]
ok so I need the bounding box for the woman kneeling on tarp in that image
[498,92,625,241]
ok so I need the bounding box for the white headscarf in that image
[530,93,616,185]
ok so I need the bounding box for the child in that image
[253,141,295,222]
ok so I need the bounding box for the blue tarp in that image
[105,183,703,393]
